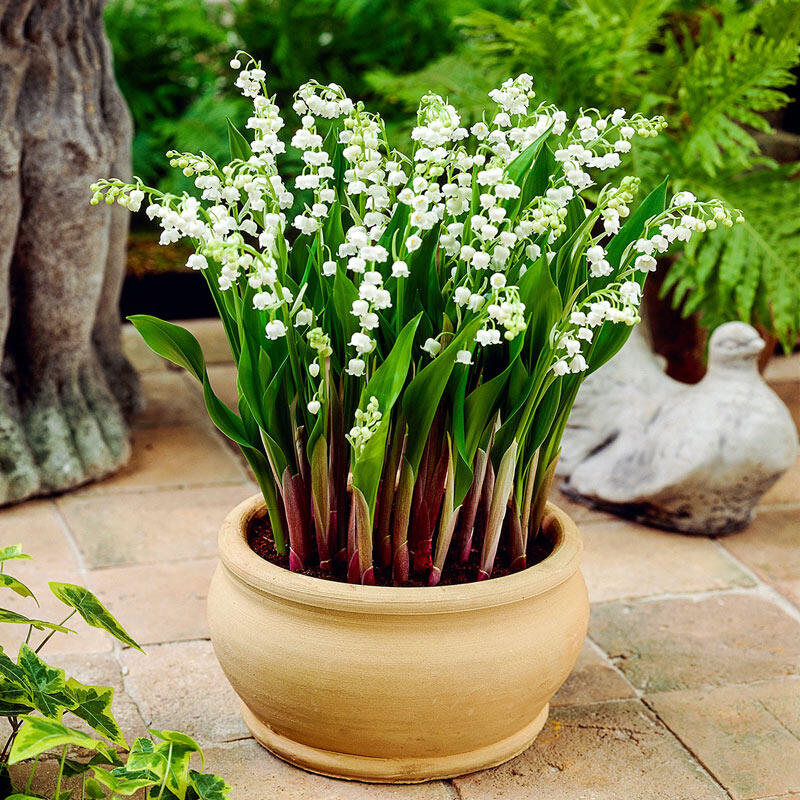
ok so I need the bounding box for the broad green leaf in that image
[91,766,157,796]
[351,314,422,516]
[226,118,252,162]
[149,728,203,764]
[518,256,562,364]
[62,759,92,778]
[402,316,484,476]
[128,315,203,379]
[17,644,75,717]
[127,315,253,449]
[505,126,552,184]
[332,270,360,352]
[83,779,107,799]
[0,574,36,603]
[0,608,74,634]
[587,179,669,374]
[606,177,669,272]
[527,380,562,454]
[0,647,32,713]
[189,770,231,800]
[66,678,125,747]
[7,794,44,800]
[8,716,102,764]
[48,583,142,651]
[0,545,32,563]
[127,737,194,800]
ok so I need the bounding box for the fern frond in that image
[663,166,800,348]
[677,25,799,174]
[365,48,501,123]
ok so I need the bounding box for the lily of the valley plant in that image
[93,54,741,586]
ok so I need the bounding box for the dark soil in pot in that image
[246,513,557,587]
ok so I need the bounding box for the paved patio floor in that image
[2,319,799,800]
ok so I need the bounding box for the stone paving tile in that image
[58,482,256,568]
[453,700,725,800]
[722,508,800,608]
[134,370,210,429]
[580,518,754,603]
[759,457,800,507]
[74,424,247,494]
[0,499,77,568]
[204,739,455,800]
[206,364,240,412]
[0,565,112,656]
[122,640,249,744]
[590,593,800,693]
[180,318,235,365]
[88,558,217,645]
[646,679,800,800]
[551,639,636,707]
[121,322,169,373]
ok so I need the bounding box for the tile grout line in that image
[584,634,642,699]
[592,583,800,621]
[51,500,152,731]
[640,695,736,800]
[55,479,258,510]
[710,539,800,622]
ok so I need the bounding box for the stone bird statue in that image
[559,322,799,533]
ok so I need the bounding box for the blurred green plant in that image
[105,0,522,193]
[369,0,800,348]
[0,544,230,800]
[105,0,248,193]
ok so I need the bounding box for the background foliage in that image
[105,0,800,347]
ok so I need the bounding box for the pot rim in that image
[218,493,583,615]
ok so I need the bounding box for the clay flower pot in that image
[207,494,589,783]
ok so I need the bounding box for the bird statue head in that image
[708,321,764,369]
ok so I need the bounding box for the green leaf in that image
[0,608,74,634]
[149,729,203,765]
[84,778,106,799]
[48,583,142,651]
[127,315,253,449]
[128,315,203,378]
[587,178,669,374]
[607,177,669,271]
[17,644,75,717]
[0,652,33,717]
[351,314,422,516]
[188,770,231,800]
[226,118,252,162]
[9,716,102,764]
[126,737,194,800]
[0,545,32,563]
[66,678,125,748]
[0,574,36,603]
[91,766,157,796]
[62,759,93,778]
[402,316,484,477]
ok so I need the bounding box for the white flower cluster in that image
[91,52,743,433]
[552,281,643,376]
[548,188,742,377]
[631,192,742,273]
[346,396,382,457]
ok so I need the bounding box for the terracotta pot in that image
[207,494,589,783]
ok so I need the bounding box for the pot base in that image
[241,701,550,784]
